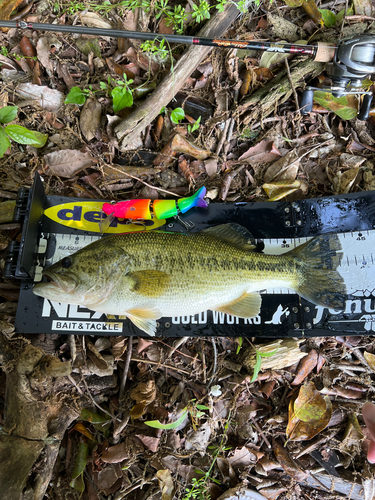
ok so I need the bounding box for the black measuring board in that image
[7,173,375,338]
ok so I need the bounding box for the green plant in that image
[1,46,8,57]
[192,0,210,23]
[165,5,188,34]
[170,107,185,124]
[145,399,210,430]
[236,337,243,354]
[188,115,201,133]
[215,0,228,12]
[0,106,48,157]
[140,39,169,60]
[65,86,92,105]
[183,419,231,500]
[155,0,172,19]
[66,75,134,114]
[251,345,279,382]
[60,1,86,15]
[117,0,151,12]
[237,0,249,12]
[107,74,134,113]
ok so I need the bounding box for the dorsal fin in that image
[201,224,256,251]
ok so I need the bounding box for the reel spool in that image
[301,34,375,120]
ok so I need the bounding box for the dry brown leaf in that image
[339,412,364,457]
[292,350,318,386]
[170,134,211,160]
[331,166,360,195]
[20,36,36,69]
[136,434,160,452]
[157,469,174,500]
[80,98,102,142]
[110,337,127,360]
[86,340,108,371]
[263,150,300,183]
[106,57,136,79]
[364,351,375,371]
[263,180,301,201]
[17,83,64,112]
[137,338,153,353]
[227,446,258,469]
[130,403,146,420]
[238,139,281,164]
[272,439,308,481]
[80,11,113,30]
[44,149,96,178]
[286,382,332,441]
[101,442,130,463]
[0,0,24,28]
[130,378,156,406]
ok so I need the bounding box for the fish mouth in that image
[42,270,77,293]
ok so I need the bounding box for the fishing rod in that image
[1,20,374,118]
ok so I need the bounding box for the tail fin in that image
[289,234,347,309]
[177,186,208,213]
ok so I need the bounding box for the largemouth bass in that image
[33,224,346,336]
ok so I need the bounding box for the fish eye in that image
[61,257,72,269]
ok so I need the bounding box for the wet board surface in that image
[8,174,375,337]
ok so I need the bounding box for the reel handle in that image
[300,89,314,115]
[358,93,373,121]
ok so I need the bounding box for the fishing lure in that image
[100,186,208,231]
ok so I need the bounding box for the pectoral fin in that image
[130,270,171,298]
[213,292,261,318]
[127,307,162,336]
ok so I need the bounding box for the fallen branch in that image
[114,2,240,150]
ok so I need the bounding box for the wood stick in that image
[114,3,240,150]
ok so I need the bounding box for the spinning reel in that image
[301,35,375,120]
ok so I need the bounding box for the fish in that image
[33,224,347,336]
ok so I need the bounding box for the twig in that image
[130,356,191,375]
[68,335,76,366]
[113,411,130,443]
[200,339,207,384]
[285,58,299,113]
[251,415,272,449]
[119,337,133,402]
[78,368,122,422]
[216,118,231,156]
[99,162,183,198]
[207,338,218,387]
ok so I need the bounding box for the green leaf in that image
[0,106,18,124]
[111,87,133,113]
[196,404,210,410]
[236,337,243,355]
[5,125,48,147]
[65,86,87,105]
[70,438,89,492]
[170,107,185,124]
[251,352,262,382]
[313,91,358,120]
[336,6,354,23]
[80,408,110,424]
[318,9,336,27]
[145,410,188,429]
[0,126,11,157]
